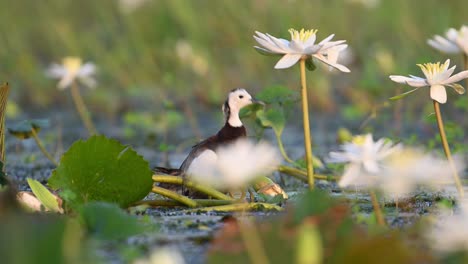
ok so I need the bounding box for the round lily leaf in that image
[48,135,153,208]
[256,108,285,136]
[8,119,50,139]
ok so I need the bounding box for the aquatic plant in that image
[254,28,350,189]
[8,119,58,166]
[390,60,468,197]
[46,57,98,135]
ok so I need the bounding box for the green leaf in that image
[27,178,62,213]
[294,189,336,224]
[389,88,419,101]
[256,108,285,136]
[239,102,265,119]
[48,135,153,208]
[79,202,149,240]
[256,86,299,105]
[7,119,50,139]
[305,57,317,71]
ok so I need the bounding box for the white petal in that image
[434,65,456,84]
[446,28,459,42]
[389,75,427,87]
[274,54,302,69]
[57,74,76,90]
[442,70,468,84]
[318,34,335,45]
[303,33,317,48]
[430,84,447,103]
[303,45,321,54]
[427,38,460,53]
[79,77,97,88]
[338,163,361,187]
[46,64,67,79]
[77,63,97,77]
[289,39,305,53]
[312,54,350,73]
[363,160,379,174]
[253,36,285,53]
[267,34,293,53]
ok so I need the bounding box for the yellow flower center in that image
[351,135,367,146]
[417,60,449,77]
[288,28,317,42]
[62,57,83,74]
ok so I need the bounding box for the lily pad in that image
[256,108,285,136]
[48,135,153,208]
[8,119,50,139]
[79,202,149,240]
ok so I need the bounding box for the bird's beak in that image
[250,98,265,105]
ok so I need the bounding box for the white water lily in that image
[427,25,468,55]
[429,201,468,253]
[253,28,350,72]
[327,134,400,188]
[381,148,462,198]
[188,139,280,189]
[46,57,97,90]
[389,59,468,103]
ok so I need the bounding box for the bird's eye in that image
[239,95,244,99]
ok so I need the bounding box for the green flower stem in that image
[70,81,97,136]
[151,186,198,208]
[274,133,295,164]
[0,83,9,163]
[152,175,234,200]
[30,128,58,166]
[299,59,314,189]
[183,202,282,213]
[132,199,234,207]
[370,190,386,226]
[238,214,270,264]
[464,53,468,91]
[433,100,464,197]
[277,165,336,181]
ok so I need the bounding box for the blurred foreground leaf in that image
[0,214,92,264]
[49,135,153,208]
[79,202,149,240]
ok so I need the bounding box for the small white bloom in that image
[427,25,468,55]
[381,148,462,198]
[46,57,97,90]
[133,247,185,264]
[253,28,350,72]
[389,59,468,103]
[429,201,468,253]
[188,139,280,189]
[327,134,400,188]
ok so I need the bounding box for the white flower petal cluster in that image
[427,25,468,55]
[327,134,400,188]
[253,28,350,72]
[429,201,468,253]
[189,139,280,189]
[327,134,464,198]
[134,246,185,264]
[389,59,468,103]
[46,57,97,90]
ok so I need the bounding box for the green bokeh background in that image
[1,0,467,116]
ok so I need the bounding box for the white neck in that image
[227,108,243,127]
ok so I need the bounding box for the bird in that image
[153,88,261,191]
